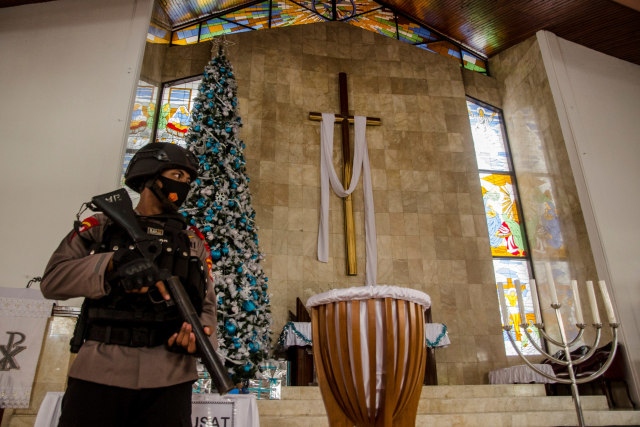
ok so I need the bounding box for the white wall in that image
[537,30,640,399]
[0,0,153,291]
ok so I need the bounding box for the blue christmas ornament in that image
[242,301,256,312]
[190,219,196,225]
[209,101,214,107]
[225,321,236,334]
[181,212,188,217]
[206,216,212,222]
[208,119,214,125]
[222,247,229,255]
[203,225,211,232]
[237,266,243,273]
[194,125,201,132]
[228,200,234,207]
[241,218,247,223]
[248,342,259,353]
[207,93,213,99]
[234,341,241,348]
[211,250,221,260]
[218,297,223,305]
[243,364,251,373]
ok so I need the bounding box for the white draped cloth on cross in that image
[317,113,378,286]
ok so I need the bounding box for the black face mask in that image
[156,175,191,209]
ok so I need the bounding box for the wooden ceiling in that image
[380,0,640,66]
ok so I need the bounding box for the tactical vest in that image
[70,215,208,352]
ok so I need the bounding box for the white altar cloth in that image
[488,364,556,384]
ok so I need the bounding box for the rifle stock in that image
[90,189,234,394]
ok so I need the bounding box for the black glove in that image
[110,257,161,291]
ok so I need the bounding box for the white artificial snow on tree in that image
[181,47,272,383]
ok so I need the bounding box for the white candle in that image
[545,263,559,305]
[514,279,527,325]
[530,279,542,324]
[497,282,510,326]
[586,281,600,324]
[598,280,617,324]
[570,280,584,325]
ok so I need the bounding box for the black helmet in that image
[124,142,199,193]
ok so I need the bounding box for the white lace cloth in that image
[306,285,430,308]
[280,322,312,348]
[425,323,450,348]
[0,287,52,408]
[488,364,556,384]
[317,113,377,286]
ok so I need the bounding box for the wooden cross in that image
[309,72,381,275]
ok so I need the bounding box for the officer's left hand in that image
[168,322,213,354]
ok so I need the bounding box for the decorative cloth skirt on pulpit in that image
[307,285,430,427]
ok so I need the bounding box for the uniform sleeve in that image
[190,229,218,349]
[41,216,114,301]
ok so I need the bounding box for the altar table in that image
[489,364,556,384]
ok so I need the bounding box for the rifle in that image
[89,188,234,394]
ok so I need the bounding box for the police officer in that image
[41,142,217,427]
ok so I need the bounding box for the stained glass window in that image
[201,18,253,40]
[348,8,396,38]
[493,259,540,356]
[147,23,171,44]
[172,24,200,45]
[467,97,539,356]
[480,173,527,257]
[270,0,325,28]
[462,50,487,73]
[124,81,159,174]
[155,78,202,147]
[148,0,488,75]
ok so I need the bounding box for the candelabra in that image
[499,274,619,427]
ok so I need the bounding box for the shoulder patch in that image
[188,225,206,241]
[70,216,100,241]
[78,216,100,233]
[188,225,215,282]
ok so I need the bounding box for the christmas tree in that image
[181,47,272,383]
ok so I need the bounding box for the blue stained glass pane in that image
[467,100,510,172]
[493,259,541,356]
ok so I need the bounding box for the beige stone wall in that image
[179,21,504,385]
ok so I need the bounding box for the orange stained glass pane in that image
[418,40,461,64]
[270,0,324,28]
[348,8,396,38]
[480,173,527,257]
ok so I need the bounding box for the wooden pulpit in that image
[307,286,430,426]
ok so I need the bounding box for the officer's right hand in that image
[125,280,171,301]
